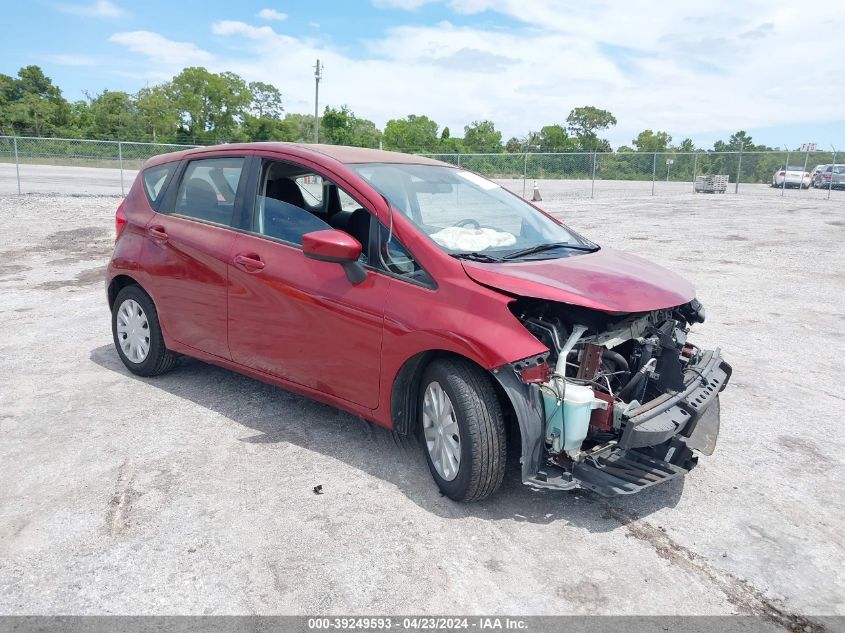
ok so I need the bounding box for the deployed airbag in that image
[431,226,516,252]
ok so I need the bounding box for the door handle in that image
[234,253,265,272]
[148,226,168,242]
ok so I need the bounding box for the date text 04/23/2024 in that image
[307,617,528,630]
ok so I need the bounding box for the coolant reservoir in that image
[544,382,607,456]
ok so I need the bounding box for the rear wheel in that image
[112,285,177,377]
[418,358,506,502]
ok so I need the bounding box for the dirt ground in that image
[0,186,843,623]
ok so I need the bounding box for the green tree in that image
[239,82,285,143]
[167,67,212,142]
[212,71,251,139]
[632,129,672,152]
[0,73,18,133]
[0,65,71,136]
[66,100,92,137]
[383,114,439,152]
[565,106,617,150]
[248,81,283,119]
[463,120,502,152]
[167,67,252,143]
[349,117,382,148]
[278,113,318,142]
[439,133,464,154]
[714,130,758,152]
[505,136,523,153]
[86,90,142,140]
[241,115,284,141]
[539,124,576,152]
[136,85,179,142]
[321,105,382,148]
[675,138,696,152]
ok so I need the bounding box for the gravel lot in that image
[0,184,843,622]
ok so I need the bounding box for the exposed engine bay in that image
[505,297,731,495]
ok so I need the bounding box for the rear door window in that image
[173,157,245,226]
[142,162,176,209]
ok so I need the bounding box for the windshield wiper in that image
[502,242,598,260]
[450,252,503,263]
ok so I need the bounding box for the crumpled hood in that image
[460,247,696,313]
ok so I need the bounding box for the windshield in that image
[349,163,595,259]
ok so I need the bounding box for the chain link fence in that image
[422,150,842,201]
[0,135,841,201]
[0,136,197,196]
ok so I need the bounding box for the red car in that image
[107,143,731,501]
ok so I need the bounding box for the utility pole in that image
[313,59,323,144]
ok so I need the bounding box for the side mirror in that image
[302,229,367,285]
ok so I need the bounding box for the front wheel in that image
[418,358,506,501]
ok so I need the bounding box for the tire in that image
[111,285,178,377]
[418,358,506,502]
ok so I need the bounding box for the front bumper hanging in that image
[493,348,732,497]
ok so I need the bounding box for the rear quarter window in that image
[142,163,177,208]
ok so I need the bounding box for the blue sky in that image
[2,0,844,149]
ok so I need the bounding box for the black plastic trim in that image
[490,363,546,484]
[619,350,732,450]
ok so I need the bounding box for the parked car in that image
[810,164,828,187]
[107,143,731,501]
[817,164,845,189]
[771,165,811,188]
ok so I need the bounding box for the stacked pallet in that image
[694,175,729,193]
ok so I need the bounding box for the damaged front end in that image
[493,298,732,496]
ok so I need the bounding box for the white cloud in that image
[107,2,845,146]
[109,31,214,67]
[47,53,100,66]
[58,0,124,18]
[257,8,287,21]
[213,20,277,39]
[372,0,433,8]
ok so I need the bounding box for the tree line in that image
[1,64,789,158]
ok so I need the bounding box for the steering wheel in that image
[454,218,480,228]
